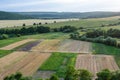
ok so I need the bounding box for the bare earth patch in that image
[31,39,92,53]
[33,71,55,79]
[75,54,119,77]
[0,51,51,80]
[0,39,37,50]
[58,40,92,53]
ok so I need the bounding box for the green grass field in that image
[0,50,13,58]
[40,52,77,77]
[42,17,120,28]
[0,38,23,48]
[92,43,120,67]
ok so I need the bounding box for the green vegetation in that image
[21,32,70,39]
[40,53,77,77]
[42,17,120,28]
[4,72,32,80]
[18,12,120,19]
[0,50,13,58]
[4,69,120,80]
[0,32,69,48]
[0,11,32,20]
[92,43,120,67]
[70,29,120,48]
[0,25,75,40]
[0,38,23,48]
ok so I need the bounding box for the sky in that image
[0,0,120,12]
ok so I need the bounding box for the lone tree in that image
[22,23,26,26]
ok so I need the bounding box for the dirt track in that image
[0,51,51,80]
[0,39,37,50]
[75,54,119,77]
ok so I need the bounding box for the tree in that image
[50,74,59,80]
[33,23,36,25]
[65,66,77,80]
[111,70,120,80]
[96,69,112,80]
[79,69,92,80]
[22,23,26,26]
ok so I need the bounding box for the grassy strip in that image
[0,32,69,49]
[40,52,77,77]
[0,38,24,48]
[0,50,13,58]
[92,43,120,67]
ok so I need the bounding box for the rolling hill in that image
[0,11,32,20]
[17,11,120,19]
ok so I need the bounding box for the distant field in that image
[42,16,120,28]
[0,19,78,28]
[100,25,120,30]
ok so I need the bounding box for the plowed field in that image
[75,55,119,77]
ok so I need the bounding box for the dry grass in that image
[0,19,78,28]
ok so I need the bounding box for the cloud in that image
[0,0,120,12]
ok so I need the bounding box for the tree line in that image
[70,29,120,48]
[0,25,77,40]
[4,66,120,80]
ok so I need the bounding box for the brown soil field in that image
[31,39,92,53]
[0,51,28,72]
[58,40,92,53]
[31,39,61,52]
[75,54,119,77]
[0,52,51,80]
[0,39,37,50]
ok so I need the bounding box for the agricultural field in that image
[0,16,120,80]
[0,39,37,50]
[92,43,120,67]
[0,51,51,80]
[31,39,61,52]
[58,40,92,53]
[37,52,77,78]
[100,25,120,30]
[31,39,92,53]
[42,16,120,28]
[75,54,119,77]
[0,19,78,28]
